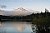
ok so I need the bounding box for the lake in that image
[0,22,36,33]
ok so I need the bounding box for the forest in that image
[31,9,50,33]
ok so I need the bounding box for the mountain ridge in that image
[0,7,40,16]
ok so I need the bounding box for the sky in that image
[0,0,50,12]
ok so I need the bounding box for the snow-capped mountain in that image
[0,7,39,16]
[12,7,34,16]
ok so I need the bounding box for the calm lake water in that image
[0,22,36,33]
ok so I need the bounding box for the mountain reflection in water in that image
[0,22,36,33]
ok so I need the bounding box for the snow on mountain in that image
[0,7,39,16]
[12,7,34,16]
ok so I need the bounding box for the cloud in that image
[0,5,6,9]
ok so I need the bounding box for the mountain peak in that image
[18,7,24,9]
[14,7,27,11]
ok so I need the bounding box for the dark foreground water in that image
[0,22,36,33]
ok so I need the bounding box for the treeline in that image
[30,8,50,25]
[31,9,50,33]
